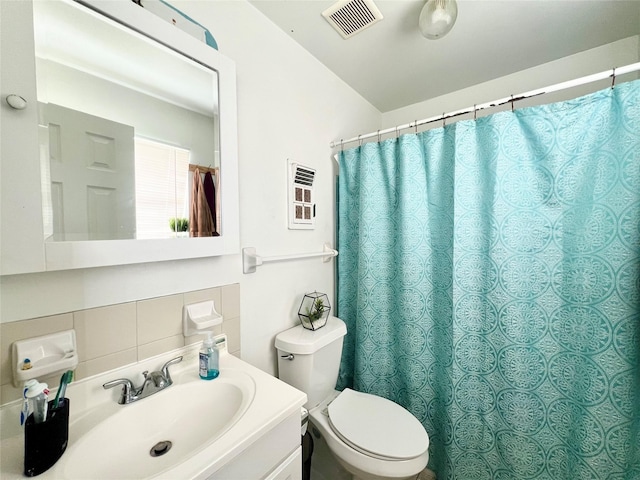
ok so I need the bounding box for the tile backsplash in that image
[0,284,240,406]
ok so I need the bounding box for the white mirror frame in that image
[0,0,239,274]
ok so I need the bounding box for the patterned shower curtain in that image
[336,80,639,480]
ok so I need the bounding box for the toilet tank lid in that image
[275,316,347,354]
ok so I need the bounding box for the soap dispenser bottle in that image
[199,332,219,380]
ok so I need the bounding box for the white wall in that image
[0,1,380,379]
[382,35,640,129]
[174,0,381,375]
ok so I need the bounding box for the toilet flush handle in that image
[281,353,295,361]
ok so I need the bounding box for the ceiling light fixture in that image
[419,0,458,40]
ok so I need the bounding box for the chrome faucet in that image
[103,356,183,404]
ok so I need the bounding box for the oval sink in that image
[60,370,255,479]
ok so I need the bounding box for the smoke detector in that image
[322,0,384,39]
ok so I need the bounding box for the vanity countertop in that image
[0,345,306,479]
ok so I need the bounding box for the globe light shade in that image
[419,0,458,40]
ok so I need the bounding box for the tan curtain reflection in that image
[189,168,215,237]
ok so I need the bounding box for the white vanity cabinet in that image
[264,448,303,480]
[0,347,306,480]
[208,411,302,480]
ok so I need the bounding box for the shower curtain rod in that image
[330,62,640,148]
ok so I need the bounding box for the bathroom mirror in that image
[35,0,220,242]
[0,0,238,273]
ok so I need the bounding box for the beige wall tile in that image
[74,303,136,361]
[137,294,183,345]
[0,382,22,407]
[221,284,240,319]
[222,317,241,355]
[1,284,241,408]
[183,287,222,310]
[138,335,184,361]
[75,348,137,380]
[184,325,223,347]
[1,314,73,387]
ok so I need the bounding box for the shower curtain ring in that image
[358,135,363,147]
[340,139,344,151]
[474,104,477,121]
[611,67,616,89]
[442,113,446,128]
[377,130,381,143]
[414,121,418,134]
[395,126,399,138]
[511,95,515,112]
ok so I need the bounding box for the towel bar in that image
[242,243,338,274]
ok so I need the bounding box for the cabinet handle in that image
[5,94,27,110]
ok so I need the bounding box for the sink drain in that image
[150,440,172,457]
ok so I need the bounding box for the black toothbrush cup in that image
[24,398,70,477]
[24,370,74,477]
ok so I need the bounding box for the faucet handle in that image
[103,378,135,404]
[161,356,183,384]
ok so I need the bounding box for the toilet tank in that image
[275,316,347,409]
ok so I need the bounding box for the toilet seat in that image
[327,388,429,461]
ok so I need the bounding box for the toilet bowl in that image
[310,389,429,480]
[275,316,430,480]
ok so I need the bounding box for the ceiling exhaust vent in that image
[322,0,383,39]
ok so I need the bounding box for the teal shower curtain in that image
[336,80,640,480]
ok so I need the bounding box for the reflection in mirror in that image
[33,0,221,241]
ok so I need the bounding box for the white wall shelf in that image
[183,300,223,336]
[13,330,78,387]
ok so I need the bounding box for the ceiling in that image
[249,0,640,113]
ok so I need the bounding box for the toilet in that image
[275,316,430,480]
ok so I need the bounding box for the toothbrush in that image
[53,370,73,409]
[20,395,29,426]
[20,379,38,426]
